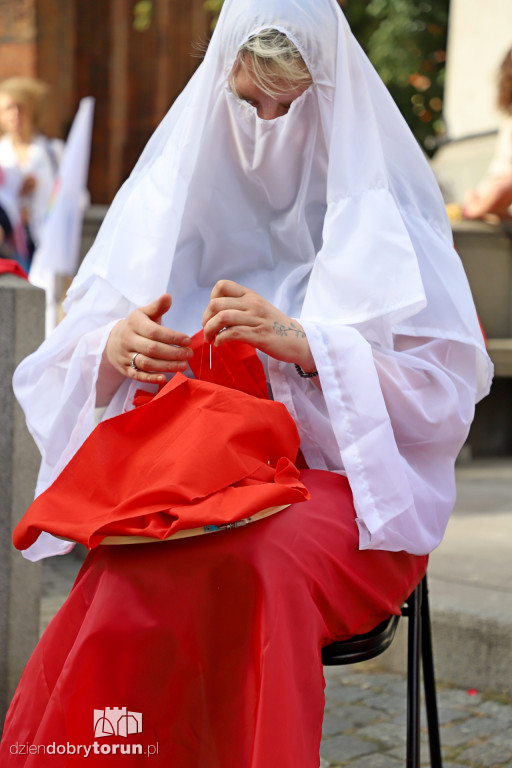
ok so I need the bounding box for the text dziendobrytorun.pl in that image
[9,742,159,757]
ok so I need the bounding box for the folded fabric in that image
[0,257,28,280]
[188,329,269,398]
[13,373,309,550]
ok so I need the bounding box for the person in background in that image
[0,162,27,262]
[0,77,63,263]
[463,47,512,221]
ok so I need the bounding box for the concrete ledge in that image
[486,338,512,376]
[452,220,512,340]
[379,590,512,698]
[0,276,45,724]
[379,460,512,696]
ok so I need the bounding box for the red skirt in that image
[1,469,427,767]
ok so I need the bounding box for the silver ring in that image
[130,352,141,371]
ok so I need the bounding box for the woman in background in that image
[0,76,63,266]
[464,46,512,221]
[0,160,25,259]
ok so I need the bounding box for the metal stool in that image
[321,574,443,768]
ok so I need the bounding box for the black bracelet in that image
[294,363,319,378]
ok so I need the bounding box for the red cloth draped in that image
[2,333,430,768]
[0,258,28,280]
[188,330,269,398]
[1,470,428,767]
[13,338,309,550]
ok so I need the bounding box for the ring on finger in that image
[130,352,142,371]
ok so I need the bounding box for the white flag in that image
[30,97,95,334]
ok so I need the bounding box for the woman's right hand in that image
[104,293,193,385]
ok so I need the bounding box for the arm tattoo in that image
[273,321,306,339]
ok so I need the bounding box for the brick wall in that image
[73,0,212,202]
[0,0,212,203]
[0,0,37,78]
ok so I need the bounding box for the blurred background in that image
[1,0,511,204]
[0,0,211,204]
[0,0,454,205]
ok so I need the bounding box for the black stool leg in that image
[420,576,443,767]
[405,582,422,768]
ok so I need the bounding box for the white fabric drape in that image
[13,0,492,560]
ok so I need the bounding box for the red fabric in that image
[0,258,28,280]
[1,470,427,767]
[188,329,269,398]
[13,373,308,550]
[478,315,487,347]
[130,330,269,409]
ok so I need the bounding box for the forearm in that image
[96,347,127,408]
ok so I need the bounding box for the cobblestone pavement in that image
[42,556,512,768]
[321,665,512,768]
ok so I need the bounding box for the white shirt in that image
[0,133,63,245]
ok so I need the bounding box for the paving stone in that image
[382,678,407,696]
[486,731,512,751]
[324,668,382,689]
[438,722,479,748]
[436,688,484,709]
[457,741,512,766]
[324,683,377,706]
[391,703,466,729]
[477,699,512,725]
[438,764,466,768]
[322,712,349,738]
[438,706,473,725]
[385,744,431,763]
[355,720,407,748]
[322,703,384,737]
[458,715,506,737]
[363,692,407,714]
[348,753,404,767]
[350,672,402,690]
[320,733,380,762]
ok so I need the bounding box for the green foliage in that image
[357,0,449,153]
[204,0,449,154]
[204,0,224,28]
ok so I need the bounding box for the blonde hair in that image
[230,28,312,99]
[0,77,50,132]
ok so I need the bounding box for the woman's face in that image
[231,64,309,121]
[0,93,33,135]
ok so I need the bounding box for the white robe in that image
[13,0,492,560]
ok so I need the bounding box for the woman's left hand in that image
[202,279,316,373]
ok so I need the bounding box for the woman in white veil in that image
[1,1,491,765]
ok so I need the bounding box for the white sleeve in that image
[13,278,136,560]
[269,323,477,555]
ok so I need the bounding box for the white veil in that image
[14,0,492,560]
[65,0,489,390]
